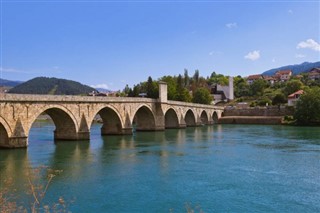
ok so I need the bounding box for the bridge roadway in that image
[0,92,224,148]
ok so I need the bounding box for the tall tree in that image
[283,79,303,96]
[184,69,189,87]
[123,84,131,95]
[249,79,268,96]
[294,87,320,125]
[272,93,287,105]
[193,70,199,86]
[176,74,191,102]
[192,88,213,105]
[146,76,158,98]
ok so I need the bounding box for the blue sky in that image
[1,0,320,90]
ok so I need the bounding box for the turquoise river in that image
[1,122,320,212]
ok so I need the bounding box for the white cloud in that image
[90,84,109,89]
[272,58,276,63]
[295,54,306,58]
[244,50,260,61]
[297,39,320,51]
[209,50,222,56]
[226,22,237,29]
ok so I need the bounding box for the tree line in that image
[121,69,222,105]
[120,69,320,124]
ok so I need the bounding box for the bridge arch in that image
[91,106,124,135]
[27,105,79,140]
[212,111,219,124]
[185,109,196,127]
[200,110,209,125]
[133,105,156,131]
[164,108,179,128]
[0,116,12,137]
[0,120,10,147]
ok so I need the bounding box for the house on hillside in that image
[247,74,263,85]
[263,76,276,85]
[275,70,292,82]
[308,68,320,80]
[288,90,304,106]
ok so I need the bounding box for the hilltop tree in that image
[283,79,303,96]
[234,76,250,97]
[193,70,200,86]
[249,79,268,96]
[159,76,177,100]
[175,74,192,102]
[146,76,158,98]
[123,84,131,96]
[272,93,287,105]
[192,88,213,105]
[208,72,228,86]
[184,69,189,87]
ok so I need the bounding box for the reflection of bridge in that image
[0,83,224,148]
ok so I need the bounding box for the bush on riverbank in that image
[294,87,320,125]
[0,166,66,213]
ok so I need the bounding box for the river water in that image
[1,122,320,212]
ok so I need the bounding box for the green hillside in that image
[262,61,320,76]
[8,77,97,95]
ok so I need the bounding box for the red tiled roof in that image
[276,70,292,75]
[288,90,304,99]
[247,74,262,80]
[309,72,320,76]
[309,68,320,74]
[263,76,275,80]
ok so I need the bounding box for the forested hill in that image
[8,77,97,95]
[0,78,23,87]
[262,61,320,76]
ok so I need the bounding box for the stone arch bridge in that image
[0,86,223,148]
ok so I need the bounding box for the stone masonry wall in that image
[223,106,294,117]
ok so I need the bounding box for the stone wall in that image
[223,106,294,117]
[218,116,283,125]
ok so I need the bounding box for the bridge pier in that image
[77,131,91,140]
[54,130,90,141]
[1,136,28,148]
[101,125,133,135]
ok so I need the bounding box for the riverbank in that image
[218,116,283,125]
[219,106,294,125]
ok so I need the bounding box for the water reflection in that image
[48,141,91,180]
[0,149,29,182]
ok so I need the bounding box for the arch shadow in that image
[133,105,156,131]
[91,107,124,135]
[185,109,196,127]
[165,108,179,129]
[200,110,209,125]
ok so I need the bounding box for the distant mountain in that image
[262,61,320,76]
[94,88,113,93]
[0,78,23,87]
[8,77,97,95]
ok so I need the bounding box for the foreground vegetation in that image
[0,166,66,213]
